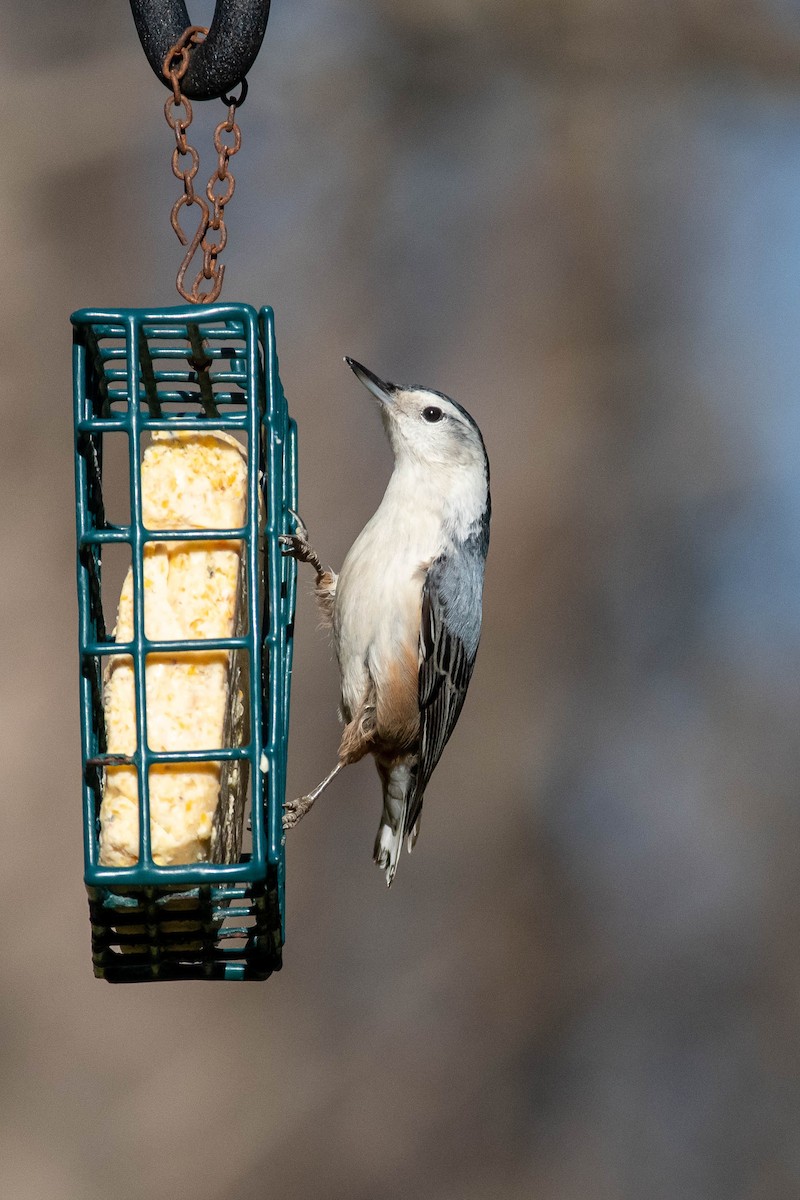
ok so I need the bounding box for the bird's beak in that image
[344,357,395,405]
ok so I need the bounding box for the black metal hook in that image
[129,1,270,100]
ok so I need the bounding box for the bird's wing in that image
[406,551,483,837]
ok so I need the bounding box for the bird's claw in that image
[279,533,312,562]
[282,794,315,830]
[287,507,307,539]
[280,508,309,558]
[279,509,325,574]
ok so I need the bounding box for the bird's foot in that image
[279,509,325,576]
[283,762,344,832]
[282,792,317,830]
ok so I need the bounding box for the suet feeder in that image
[73,303,297,981]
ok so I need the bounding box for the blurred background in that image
[1,0,799,1196]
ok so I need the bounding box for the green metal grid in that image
[72,303,297,982]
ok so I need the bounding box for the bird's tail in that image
[373,761,416,887]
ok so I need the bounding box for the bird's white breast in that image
[333,470,444,717]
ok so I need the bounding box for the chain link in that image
[162,27,245,304]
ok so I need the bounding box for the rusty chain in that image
[162,27,245,304]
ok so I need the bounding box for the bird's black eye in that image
[422,406,443,423]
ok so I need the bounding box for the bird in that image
[279,357,490,886]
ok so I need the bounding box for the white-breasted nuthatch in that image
[280,358,490,886]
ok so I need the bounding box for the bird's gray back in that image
[426,537,486,662]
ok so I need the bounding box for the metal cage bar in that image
[72,303,296,981]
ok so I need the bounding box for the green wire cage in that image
[73,302,297,982]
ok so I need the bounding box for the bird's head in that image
[344,357,488,480]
